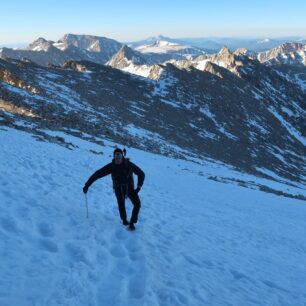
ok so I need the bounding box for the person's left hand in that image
[83,185,88,194]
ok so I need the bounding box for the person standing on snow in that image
[83,148,145,231]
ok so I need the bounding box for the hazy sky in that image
[0,0,305,46]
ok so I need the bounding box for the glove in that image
[135,186,141,194]
[83,185,88,194]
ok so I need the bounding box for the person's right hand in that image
[83,185,88,194]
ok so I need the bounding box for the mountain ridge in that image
[0,53,305,189]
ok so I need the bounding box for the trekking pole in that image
[85,194,89,218]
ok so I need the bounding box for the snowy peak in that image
[107,45,161,79]
[27,37,55,52]
[146,35,173,43]
[59,34,101,52]
[275,42,305,54]
[210,47,237,69]
[234,48,256,57]
[58,33,122,53]
[0,34,123,66]
[219,46,232,55]
[107,45,147,69]
[258,38,272,44]
[135,38,206,60]
[258,42,306,65]
[129,35,177,48]
[136,40,187,53]
[152,40,181,48]
[205,46,258,77]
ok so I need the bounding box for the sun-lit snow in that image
[53,42,67,51]
[136,40,197,55]
[31,45,49,52]
[122,63,153,78]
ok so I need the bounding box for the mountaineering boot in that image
[128,223,136,231]
[122,219,129,226]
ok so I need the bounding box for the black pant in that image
[114,185,141,223]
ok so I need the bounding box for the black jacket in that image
[85,158,145,189]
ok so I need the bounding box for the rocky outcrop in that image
[62,61,88,72]
[0,99,38,117]
[0,69,40,93]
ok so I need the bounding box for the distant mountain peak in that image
[152,40,180,47]
[115,44,145,61]
[34,37,48,43]
[233,48,256,58]
[219,46,231,55]
[258,42,306,65]
[60,33,101,41]
[0,34,122,66]
[107,44,147,69]
[277,42,304,52]
[27,37,55,52]
[146,35,173,42]
[258,38,272,43]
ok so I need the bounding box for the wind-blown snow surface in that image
[1,128,306,306]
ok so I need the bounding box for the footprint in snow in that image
[183,254,202,267]
[110,245,127,258]
[96,272,124,305]
[37,221,55,238]
[65,242,90,264]
[15,206,30,219]
[39,238,58,253]
[230,269,252,282]
[0,217,19,233]
[261,279,289,293]
[114,228,127,240]
[128,274,146,299]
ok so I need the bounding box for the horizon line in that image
[1,33,305,47]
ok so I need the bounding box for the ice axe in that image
[85,194,89,218]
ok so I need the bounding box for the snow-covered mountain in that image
[107,45,165,78]
[1,34,305,73]
[128,35,177,48]
[253,43,306,92]
[233,48,257,58]
[173,36,305,52]
[135,39,207,61]
[26,37,55,52]
[130,36,298,52]
[106,37,306,93]
[0,34,123,66]
[257,42,306,66]
[107,45,147,68]
[136,39,204,55]
[57,34,122,55]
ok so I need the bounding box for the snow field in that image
[0,127,306,306]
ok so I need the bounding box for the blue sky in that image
[0,0,305,46]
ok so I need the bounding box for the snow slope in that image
[0,127,306,306]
